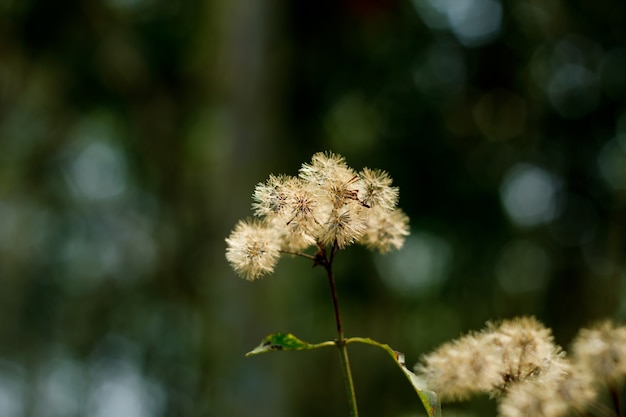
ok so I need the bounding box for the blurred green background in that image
[1,0,625,416]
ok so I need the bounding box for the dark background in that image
[1,0,625,416]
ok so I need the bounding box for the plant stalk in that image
[324,243,359,417]
[337,338,358,417]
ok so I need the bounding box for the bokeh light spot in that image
[411,0,452,30]
[547,64,600,118]
[35,358,85,417]
[447,0,502,47]
[412,0,502,46]
[500,163,560,227]
[0,360,25,417]
[70,142,128,201]
[89,338,165,417]
[375,232,452,297]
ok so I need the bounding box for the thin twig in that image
[322,240,358,417]
[279,249,317,261]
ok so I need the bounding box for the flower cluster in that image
[226,152,410,280]
[415,317,567,402]
[571,319,626,386]
[415,317,626,417]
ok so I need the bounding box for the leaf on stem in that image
[246,332,334,356]
[246,334,441,417]
[393,351,441,417]
[345,337,441,417]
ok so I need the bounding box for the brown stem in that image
[279,249,317,261]
[318,240,358,417]
[325,265,344,339]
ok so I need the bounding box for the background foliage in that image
[0,0,625,416]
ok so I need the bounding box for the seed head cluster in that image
[226,152,410,280]
[571,319,626,386]
[416,317,626,417]
[416,317,567,402]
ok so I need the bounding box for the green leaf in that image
[246,334,441,417]
[345,337,441,417]
[246,332,334,356]
[393,351,441,417]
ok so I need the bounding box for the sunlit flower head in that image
[282,178,322,231]
[299,151,355,186]
[416,316,566,401]
[553,364,597,414]
[300,151,361,209]
[252,174,292,219]
[318,207,367,249]
[484,316,567,395]
[226,151,411,279]
[280,222,318,252]
[357,168,399,210]
[571,320,626,385]
[225,219,281,280]
[416,332,503,401]
[498,363,597,417]
[498,377,569,417]
[360,207,410,253]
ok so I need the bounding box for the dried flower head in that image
[497,363,597,417]
[498,377,569,417]
[303,159,360,213]
[318,207,367,249]
[415,317,566,401]
[360,207,410,253]
[554,364,597,411]
[299,151,356,189]
[226,151,410,279]
[484,316,567,396]
[416,332,503,401]
[282,178,322,230]
[252,174,291,219]
[571,320,626,385]
[357,167,399,210]
[225,219,281,280]
[498,379,567,417]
